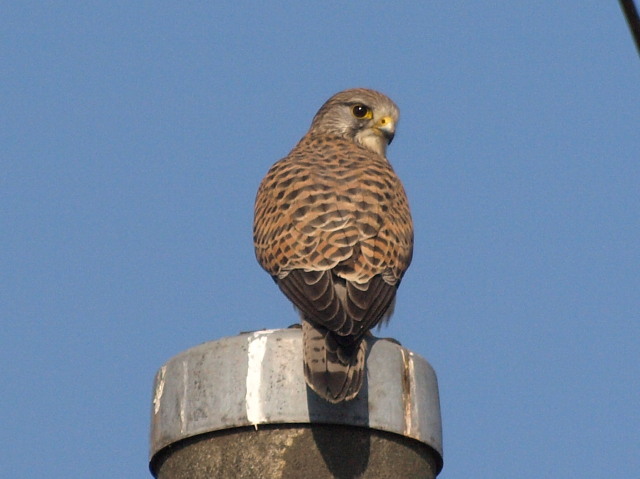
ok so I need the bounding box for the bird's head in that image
[308,88,399,158]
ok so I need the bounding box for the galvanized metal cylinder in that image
[149,328,443,478]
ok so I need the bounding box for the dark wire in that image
[619,0,640,56]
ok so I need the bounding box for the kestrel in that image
[253,88,413,403]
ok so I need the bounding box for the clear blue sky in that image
[2,3,638,478]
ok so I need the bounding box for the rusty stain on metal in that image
[400,346,413,436]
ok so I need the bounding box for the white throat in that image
[355,131,387,158]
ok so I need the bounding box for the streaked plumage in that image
[253,88,413,402]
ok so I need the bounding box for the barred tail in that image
[302,319,367,403]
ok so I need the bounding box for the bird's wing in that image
[253,136,413,338]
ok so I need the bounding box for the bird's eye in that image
[352,104,371,119]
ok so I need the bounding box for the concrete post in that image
[149,328,443,478]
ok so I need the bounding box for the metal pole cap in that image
[150,328,443,468]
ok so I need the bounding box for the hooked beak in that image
[374,116,396,144]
